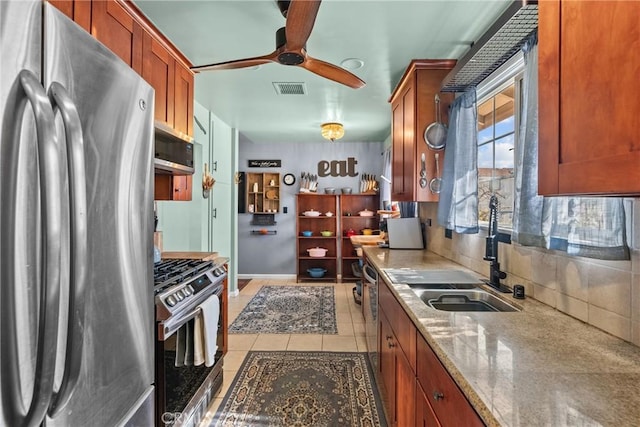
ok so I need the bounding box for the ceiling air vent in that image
[273,82,307,95]
[441,0,538,92]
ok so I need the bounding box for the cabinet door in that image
[378,309,396,424]
[48,0,91,31]
[173,175,192,201]
[391,98,406,198]
[538,0,640,195]
[174,62,194,137]
[91,0,142,73]
[154,175,192,201]
[416,336,483,427]
[142,31,174,126]
[391,85,416,201]
[395,346,416,427]
[417,382,442,427]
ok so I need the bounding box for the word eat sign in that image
[317,157,358,177]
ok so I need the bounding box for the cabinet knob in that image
[388,341,395,348]
[386,335,392,341]
[433,391,444,401]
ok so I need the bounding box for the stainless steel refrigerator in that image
[1,2,155,426]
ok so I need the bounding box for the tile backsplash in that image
[419,202,640,347]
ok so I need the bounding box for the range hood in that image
[441,0,538,92]
[154,121,195,175]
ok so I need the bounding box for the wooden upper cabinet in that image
[142,31,194,137]
[90,0,143,73]
[142,32,175,125]
[538,0,640,195]
[389,60,455,202]
[174,62,194,137]
[48,0,91,32]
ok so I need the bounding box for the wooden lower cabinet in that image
[416,335,484,427]
[378,278,485,426]
[417,381,442,427]
[378,285,415,426]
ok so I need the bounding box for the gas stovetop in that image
[153,258,227,320]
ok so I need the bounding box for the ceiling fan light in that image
[321,122,344,142]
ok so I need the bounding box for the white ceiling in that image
[134,0,513,144]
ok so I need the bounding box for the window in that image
[477,54,523,230]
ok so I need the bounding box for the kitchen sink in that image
[409,287,520,312]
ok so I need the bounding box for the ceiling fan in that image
[190,0,366,89]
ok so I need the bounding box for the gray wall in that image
[238,139,385,276]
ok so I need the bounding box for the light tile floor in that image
[198,279,365,425]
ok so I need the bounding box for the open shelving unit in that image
[246,172,280,213]
[295,193,379,283]
[296,194,339,282]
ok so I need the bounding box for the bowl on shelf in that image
[324,187,336,194]
[361,228,373,235]
[307,268,327,278]
[303,210,321,217]
[320,230,334,237]
[341,187,352,194]
[301,230,313,237]
[358,209,374,217]
[307,247,328,257]
[325,211,334,217]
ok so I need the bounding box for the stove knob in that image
[166,295,177,307]
[212,268,220,277]
[184,285,194,296]
[175,290,184,301]
[217,267,225,276]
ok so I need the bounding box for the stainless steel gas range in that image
[153,257,228,427]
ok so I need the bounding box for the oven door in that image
[156,283,225,426]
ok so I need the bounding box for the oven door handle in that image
[158,284,223,341]
[158,306,202,341]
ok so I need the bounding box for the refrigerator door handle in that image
[46,82,88,418]
[0,69,63,427]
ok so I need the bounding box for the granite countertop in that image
[364,247,640,427]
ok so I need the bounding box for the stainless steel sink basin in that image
[409,287,520,312]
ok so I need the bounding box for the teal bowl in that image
[307,268,327,278]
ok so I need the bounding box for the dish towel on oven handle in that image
[194,293,220,367]
[175,319,195,366]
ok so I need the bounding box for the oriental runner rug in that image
[211,351,386,427]
[228,286,337,334]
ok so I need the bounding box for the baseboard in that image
[237,274,297,280]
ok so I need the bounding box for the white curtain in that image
[437,89,479,234]
[512,32,629,260]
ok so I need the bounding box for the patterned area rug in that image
[229,286,337,334]
[211,351,386,427]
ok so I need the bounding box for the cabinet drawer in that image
[379,280,416,369]
[416,336,483,427]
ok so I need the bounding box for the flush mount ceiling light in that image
[321,122,344,142]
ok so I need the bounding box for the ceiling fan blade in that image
[303,56,366,89]
[191,51,278,72]
[285,0,321,51]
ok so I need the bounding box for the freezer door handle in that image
[0,69,63,427]
[47,82,88,417]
